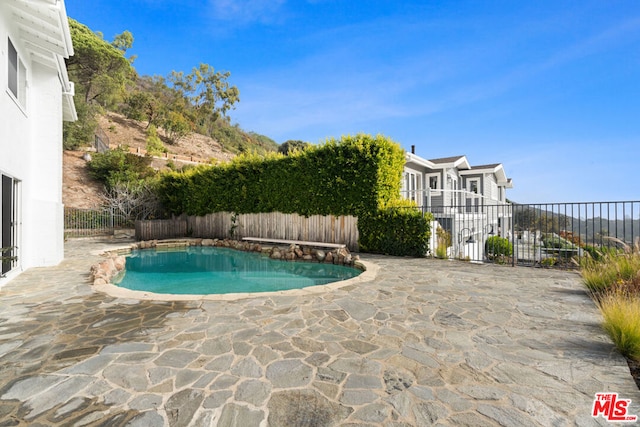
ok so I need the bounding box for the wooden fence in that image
[135,212,359,250]
[135,219,188,241]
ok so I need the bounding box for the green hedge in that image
[158,134,406,217]
[359,206,432,257]
[157,133,431,256]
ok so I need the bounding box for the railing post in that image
[511,204,515,267]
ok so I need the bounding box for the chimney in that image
[411,145,415,154]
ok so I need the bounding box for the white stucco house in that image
[402,147,513,260]
[0,0,76,285]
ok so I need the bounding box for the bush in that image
[542,233,577,250]
[485,235,512,258]
[145,125,167,156]
[358,206,432,257]
[87,147,155,189]
[596,289,640,361]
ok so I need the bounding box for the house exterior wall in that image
[22,61,65,268]
[0,2,71,285]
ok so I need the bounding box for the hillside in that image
[97,112,235,163]
[63,112,238,208]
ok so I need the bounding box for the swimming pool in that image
[113,246,363,295]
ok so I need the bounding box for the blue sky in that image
[65,0,640,203]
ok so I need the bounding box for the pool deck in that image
[0,237,638,426]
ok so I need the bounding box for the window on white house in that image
[429,175,438,190]
[8,39,17,97]
[7,38,26,109]
[403,172,421,202]
[468,179,479,194]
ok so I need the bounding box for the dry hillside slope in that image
[63,112,237,208]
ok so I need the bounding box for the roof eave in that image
[405,153,436,169]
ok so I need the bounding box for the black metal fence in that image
[64,207,131,237]
[424,201,640,268]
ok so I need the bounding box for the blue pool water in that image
[114,246,362,295]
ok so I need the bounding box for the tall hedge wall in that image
[157,133,431,256]
[159,134,406,217]
[359,205,433,257]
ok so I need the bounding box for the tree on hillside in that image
[64,19,134,149]
[64,18,278,156]
[66,19,133,106]
[279,140,311,155]
[123,75,175,129]
[168,64,240,135]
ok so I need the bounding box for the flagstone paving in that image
[0,237,638,426]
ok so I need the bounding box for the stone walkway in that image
[0,238,638,426]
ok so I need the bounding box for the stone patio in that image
[0,237,637,426]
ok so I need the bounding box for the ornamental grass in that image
[581,238,640,296]
[595,289,640,362]
[582,237,640,361]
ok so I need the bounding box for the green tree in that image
[111,30,133,51]
[63,98,97,150]
[64,19,134,148]
[123,90,152,122]
[278,140,310,155]
[162,111,192,144]
[168,64,239,135]
[66,19,133,106]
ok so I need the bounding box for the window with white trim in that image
[402,171,421,202]
[7,38,26,109]
[468,178,479,194]
[428,175,438,190]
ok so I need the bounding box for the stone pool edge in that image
[89,240,380,302]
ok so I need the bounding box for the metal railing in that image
[94,126,110,153]
[64,207,131,237]
[423,200,640,268]
[402,188,509,214]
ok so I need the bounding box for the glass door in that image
[1,175,17,276]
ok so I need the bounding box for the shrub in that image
[101,179,162,222]
[485,235,512,258]
[87,147,155,189]
[596,289,640,361]
[358,205,432,257]
[145,125,167,156]
[542,233,577,250]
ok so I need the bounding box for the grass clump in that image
[596,289,640,361]
[582,237,640,362]
[434,227,451,259]
[581,238,640,295]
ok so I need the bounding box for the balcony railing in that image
[401,188,510,214]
